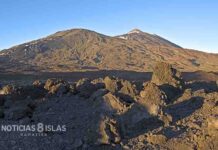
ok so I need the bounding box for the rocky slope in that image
[0,28,218,73]
[0,62,217,149]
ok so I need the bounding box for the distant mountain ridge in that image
[0,28,218,73]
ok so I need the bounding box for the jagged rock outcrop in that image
[0,72,217,149]
[32,80,43,87]
[103,76,138,103]
[44,78,74,96]
[89,89,108,101]
[76,78,99,98]
[151,62,184,88]
[151,62,185,102]
[93,92,128,115]
[139,82,167,115]
[104,76,121,93]
[96,117,121,145]
[118,79,138,102]
[0,85,16,95]
[119,103,155,137]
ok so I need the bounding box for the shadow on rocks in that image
[165,96,204,122]
[158,126,187,139]
[159,84,183,104]
[118,104,164,139]
[186,81,218,93]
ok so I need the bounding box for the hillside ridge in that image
[0,28,218,73]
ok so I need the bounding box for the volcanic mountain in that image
[0,28,218,73]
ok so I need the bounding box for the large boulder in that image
[89,89,109,101]
[91,78,105,89]
[151,62,184,102]
[118,80,138,102]
[138,82,172,126]
[96,117,121,145]
[86,92,124,145]
[151,62,184,89]
[104,76,137,103]
[49,83,68,96]
[120,103,163,138]
[139,82,167,115]
[104,76,121,93]
[76,78,98,98]
[0,85,16,95]
[33,80,43,87]
[93,92,128,115]
[44,78,65,90]
[44,78,71,96]
[86,115,121,146]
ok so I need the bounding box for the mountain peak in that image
[1,28,217,73]
[128,28,143,34]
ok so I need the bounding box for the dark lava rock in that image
[0,85,16,95]
[140,82,167,105]
[76,78,98,98]
[0,95,5,106]
[44,78,71,96]
[139,82,167,115]
[0,108,4,118]
[104,76,137,103]
[151,62,184,89]
[7,106,33,120]
[18,85,47,100]
[151,62,184,102]
[104,76,121,93]
[89,89,109,101]
[33,80,44,87]
[119,80,137,96]
[44,78,65,91]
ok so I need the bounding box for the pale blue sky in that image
[0,0,217,53]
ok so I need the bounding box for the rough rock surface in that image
[103,76,138,103]
[139,82,166,116]
[76,78,99,98]
[151,62,184,88]
[44,78,72,96]
[151,62,185,102]
[104,76,121,93]
[0,85,15,95]
[0,63,217,149]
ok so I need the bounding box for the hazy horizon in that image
[1,0,218,53]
